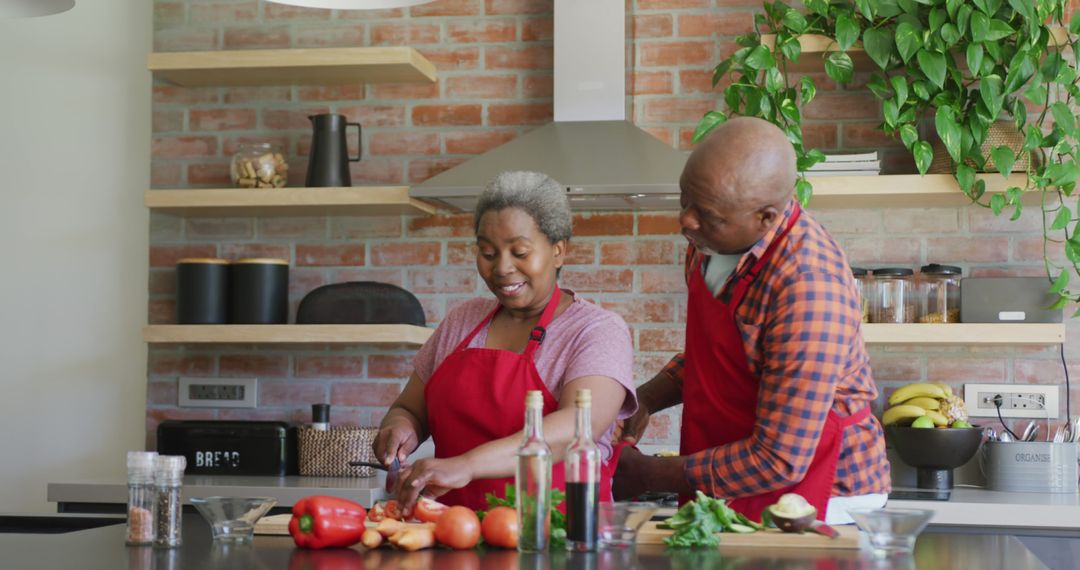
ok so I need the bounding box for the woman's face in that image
[475,208,566,313]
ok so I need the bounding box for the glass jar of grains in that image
[852,267,871,323]
[870,267,916,324]
[918,264,961,323]
[230,142,288,188]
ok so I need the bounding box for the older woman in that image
[374,171,636,514]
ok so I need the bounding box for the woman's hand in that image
[393,456,475,517]
[374,414,420,467]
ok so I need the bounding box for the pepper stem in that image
[298,513,314,534]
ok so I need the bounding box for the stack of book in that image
[805,152,880,176]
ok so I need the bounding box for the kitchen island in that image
[0,515,1051,570]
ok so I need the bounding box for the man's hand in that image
[616,406,651,445]
[614,447,692,500]
[612,446,651,500]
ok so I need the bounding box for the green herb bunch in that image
[662,491,762,548]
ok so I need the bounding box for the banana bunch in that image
[882,382,969,427]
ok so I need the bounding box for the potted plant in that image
[695,0,1080,313]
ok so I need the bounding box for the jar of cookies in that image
[918,264,961,323]
[230,143,288,188]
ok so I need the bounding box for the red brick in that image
[447,242,476,265]
[371,22,442,45]
[338,7,404,18]
[968,266,1046,277]
[967,205,1044,233]
[340,106,407,128]
[221,243,291,262]
[632,71,674,95]
[154,2,184,26]
[417,48,481,71]
[927,236,1009,263]
[259,217,328,239]
[189,1,258,23]
[634,14,674,37]
[488,103,552,126]
[564,241,596,265]
[927,358,1007,382]
[332,382,401,406]
[369,82,440,100]
[802,123,840,150]
[639,0,708,7]
[186,162,232,186]
[868,355,923,382]
[264,107,330,130]
[224,27,290,49]
[370,132,440,156]
[407,214,475,238]
[640,98,715,123]
[290,268,327,297]
[220,355,290,377]
[572,213,633,237]
[639,41,714,67]
[148,300,176,324]
[147,381,177,406]
[486,45,553,70]
[638,327,685,352]
[331,217,402,240]
[333,268,405,288]
[678,128,698,150]
[446,75,518,99]
[841,122,896,148]
[522,74,553,98]
[643,413,673,441]
[448,20,517,42]
[149,354,215,376]
[409,0,480,16]
[409,268,477,293]
[296,356,364,378]
[640,269,687,294]
[369,355,414,379]
[804,94,881,120]
[371,242,441,266]
[152,136,217,159]
[638,212,681,235]
[600,299,677,324]
[600,240,676,265]
[260,382,328,406]
[152,111,183,133]
[189,108,257,131]
[154,29,219,52]
[678,12,754,36]
[808,210,883,234]
[841,237,922,265]
[445,130,517,154]
[222,135,290,156]
[150,245,218,268]
[151,163,183,187]
[186,219,254,240]
[882,209,959,233]
[1014,358,1080,384]
[219,408,309,424]
[148,271,176,296]
[486,0,548,14]
[151,212,183,240]
[412,105,483,126]
[409,157,468,183]
[521,17,553,41]
[677,69,716,94]
[297,84,366,102]
[559,269,634,292]
[263,3,330,20]
[295,25,366,48]
[296,244,364,267]
[1013,237,1068,263]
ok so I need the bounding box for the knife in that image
[808,520,840,539]
[349,458,402,493]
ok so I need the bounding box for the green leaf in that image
[692,111,728,143]
[863,27,894,70]
[1009,203,1023,221]
[891,76,909,108]
[912,81,930,101]
[745,45,775,70]
[972,179,987,200]
[765,67,785,93]
[1072,8,1080,35]
[956,4,973,36]
[711,58,734,87]
[779,35,802,61]
[895,22,922,63]
[940,23,961,46]
[1024,83,1048,106]
[825,51,854,84]
[957,164,976,193]
[1005,186,1023,205]
[884,99,900,127]
[1050,206,1073,231]
[795,177,813,205]
[835,14,860,51]
[990,193,1006,215]
[929,8,947,34]
[991,145,1015,176]
[856,0,875,20]
[867,74,892,99]
[806,0,829,17]
[935,106,963,162]
[1051,102,1075,133]
[966,44,984,77]
[1007,0,1035,20]
[782,10,808,33]
[1050,271,1070,294]
[946,0,962,18]
[971,11,990,42]
[1047,295,1070,311]
[914,140,933,174]
[985,19,1016,42]
[918,50,947,88]
[973,0,990,13]
[779,98,800,123]
[900,124,919,149]
[979,74,1004,119]
[799,76,817,105]
[1023,125,1044,152]
[1048,162,1080,187]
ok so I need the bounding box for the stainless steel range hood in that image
[411,0,689,212]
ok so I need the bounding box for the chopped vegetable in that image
[663,491,762,548]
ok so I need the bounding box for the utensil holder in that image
[297,426,378,478]
[984,441,1079,493]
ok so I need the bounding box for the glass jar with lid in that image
[230,142,288,188]
[918,264,961,323]
[870,267,915,324]
[851,267,871,323]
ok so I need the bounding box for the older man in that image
[616,117,889,524]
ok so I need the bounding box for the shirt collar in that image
[690,198,799,275]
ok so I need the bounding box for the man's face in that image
[677,167,770,256]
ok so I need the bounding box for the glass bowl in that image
[191,496,278,543]
[598,502,658,548]
[847,507,934,556]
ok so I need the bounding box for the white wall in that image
[0,0,150,512]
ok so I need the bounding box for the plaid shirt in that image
[667,200,890,498]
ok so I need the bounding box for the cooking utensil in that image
[1021,421,1039,442]
[348,458,402,492]
[808,520,840,539]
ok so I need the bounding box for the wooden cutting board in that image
[636,520,861,549]
[254,514,293,536]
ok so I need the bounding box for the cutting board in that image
[636,520,861,549]
[254,514,293,536]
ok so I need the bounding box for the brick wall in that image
[149,0,1080,449]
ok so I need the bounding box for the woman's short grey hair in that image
[473,171,573,244]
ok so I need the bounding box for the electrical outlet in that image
[179,377,257,408]
[963,383,1060,419]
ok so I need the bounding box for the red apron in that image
[425,287,623,511]
[679,204,870,522]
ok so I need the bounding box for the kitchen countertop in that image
[888,487,1080,530]
[0,515,1050,570]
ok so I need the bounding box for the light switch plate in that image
[179,377,257,408]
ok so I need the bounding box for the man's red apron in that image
[679,204,869,522]
[425,287,622,511]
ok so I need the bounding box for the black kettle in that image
[305,113,362,187]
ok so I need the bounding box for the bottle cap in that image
[153,455,187,474]
[575,389,592,406]
[312,403,330,423]
[127,451,158,472]
[525,390,544,408]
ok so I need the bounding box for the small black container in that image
[229,258,289,324]
[176,258,229,324]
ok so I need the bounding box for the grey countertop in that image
[887,487,1080,530]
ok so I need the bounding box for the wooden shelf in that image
[862,323,1065,345]
[147,47,437,87]
[143,324,433,346]
[805,173,1031,208]
[145,187,437,217]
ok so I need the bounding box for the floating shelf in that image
[144,325,433,346]
[805,173,1031,209]
[862,323,1065,345]
[147,47,437,87]
[145,187,437,217]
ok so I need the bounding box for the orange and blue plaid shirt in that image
[667,200,890,498]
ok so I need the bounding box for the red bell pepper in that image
[289,495,368,549]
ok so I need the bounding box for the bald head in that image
[683,117,797,210]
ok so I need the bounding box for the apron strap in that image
[522,286,562,359]
[452,305,501,353]
[835,405,871,428]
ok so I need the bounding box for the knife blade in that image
[349,457,402,493]
[809,520,840,539]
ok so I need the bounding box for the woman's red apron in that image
[425,287,623,511]
[678,204,869,522]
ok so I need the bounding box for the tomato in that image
[414,497,449,524]
[434,506,481,550]
[383,500,403,521]
[367,500,403,523]
[480,506,518,549]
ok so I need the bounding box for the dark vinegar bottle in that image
[565,389,600,551]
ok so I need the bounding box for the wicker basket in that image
[928,120,1039,174]
[297,426,379,477]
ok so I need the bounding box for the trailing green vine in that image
[694,0,1080,315]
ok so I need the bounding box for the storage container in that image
[851,267,870,323]
[918,264,961,323]
[156,421,295,476]
[870,267,916,324]
[984,441,1078,493]
[176,258,229,324]
[229,258,288,324]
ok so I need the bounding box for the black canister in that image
[176,258,229,324]
[229,258,289,324]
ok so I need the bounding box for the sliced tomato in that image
[383,499,403,521]
[413,497,450,524]
[367,499,403,523]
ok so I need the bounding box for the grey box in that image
[985,442,1078,493]
[960,277,1063,323]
